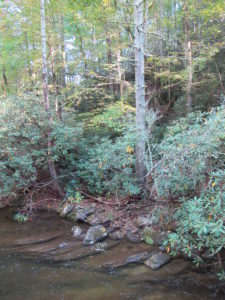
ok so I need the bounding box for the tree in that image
[183,0,193,114]
[134,0,146,184]
[40,0,64,196]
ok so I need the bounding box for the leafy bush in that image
[150,105,225,198]
[155,105,225,264]
[74,126,140,197]
[66,84,114,112]
[0,94,80,200]
[166,170,225,260]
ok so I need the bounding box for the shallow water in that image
[0,209,224,300]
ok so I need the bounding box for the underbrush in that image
[151,105,225,268]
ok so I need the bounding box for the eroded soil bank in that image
[0,208,224,300]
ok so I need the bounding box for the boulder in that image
[71,226,83,238]
[136,215,160,227]
[67,207,96,223]
[60,203,74,218]
[83,225,107,246]
[142,228,168,246]
[109,229,126,240]
[126,231,142,243]
[144,251,170,269]
[136,216,152,227]
[76,207,96,222]
[126,251,155,264]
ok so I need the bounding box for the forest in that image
[0,0,225,285]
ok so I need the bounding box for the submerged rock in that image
[83,225,107,246]
[71,226,83,238]
[144,251,170,269]
[60,204,74,218]
[126,251,154,264]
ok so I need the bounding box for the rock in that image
[136,216,152,227]
[126,231,142,243]
[136,215,160,228]
[126,251,154,264]
[15,230,69,246]
[144,251,170,269]
[142,228,168,246]
[83,225,107,246]
[60,203,74,218]
[71,226,83,238]
[109,230,126,240]
[85,242,156,269]
[67,207,96,222]
[66,211,77,221]
[0,201,6,209]
[76,207,96,222]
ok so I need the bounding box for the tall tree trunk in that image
[173,0,177,51]
[117,33,124,97]
[40,0,64,197]
[60,15,66,89]
[106,30,114,92]
[184,1,193,114]
[24,32,32,79]
[134,0,146,184]
[159,0,163,57]
[75,23,88,71]
[117,47,124,97]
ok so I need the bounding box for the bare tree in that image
[184,0,193,114]
[134,0,146,184]
[40,0,64,196]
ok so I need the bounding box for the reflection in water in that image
[0,209,224,300]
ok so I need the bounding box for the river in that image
[0,209,224,300]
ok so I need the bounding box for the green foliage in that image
[0,94,81,200]
[144,236,153,245]
[151,105,225,198]
[66,84,114,113]
[14,212,29,223]
[66,191,83,204]
[165,169,225,261]
[76,101,135,138]
[74,126,140,197]
[217,270,225,281]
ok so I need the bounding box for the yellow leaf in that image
[166,246,171,254]
[126,145,134,154]
[212,182,216,188]
[208,212,213,221]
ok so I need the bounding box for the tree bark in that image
[134,0,146,184]
[2,64,8,86]
[106,30,114,92]
[40,0,64,197]
[184,0,193,114]
[60,15,66,89]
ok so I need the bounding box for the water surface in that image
[0,209,224,300]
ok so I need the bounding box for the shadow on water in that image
[0,209,224,300]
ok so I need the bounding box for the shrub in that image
[0,94,80,201]
[165,170,225,261]
[75,126,140,197]
[150,105,225,198]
